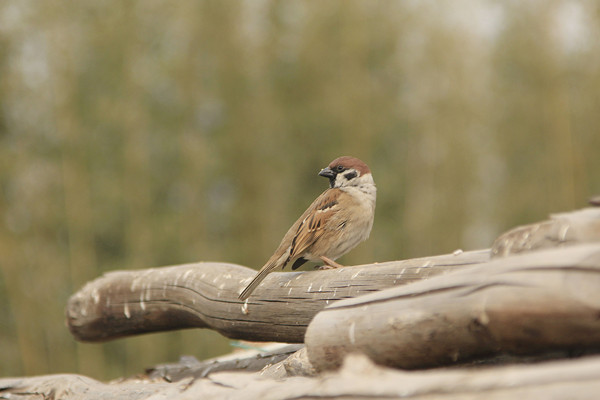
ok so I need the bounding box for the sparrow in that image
[238,156,376,300]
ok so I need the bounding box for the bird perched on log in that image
[238,156,376,300]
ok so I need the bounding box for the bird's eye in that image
[335,165,345,172]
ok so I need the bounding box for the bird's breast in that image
[308,191,375,261]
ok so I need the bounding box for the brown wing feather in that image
[288,190,339,260]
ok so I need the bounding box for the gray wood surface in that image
[67,249,489,342]
[147,343,304,381]
[305,244,600,370]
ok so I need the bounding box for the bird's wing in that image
[238,188,340,301]
[287,189,340,260]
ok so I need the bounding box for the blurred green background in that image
[0,0,599,380]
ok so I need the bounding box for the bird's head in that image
[318,156,373,189]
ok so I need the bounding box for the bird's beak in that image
[318,167,336,179]
[319,167,337,188]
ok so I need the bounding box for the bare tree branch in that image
[66,250,489,342]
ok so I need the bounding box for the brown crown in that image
[327,156,371,175]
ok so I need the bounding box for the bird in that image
[238,156,376,301]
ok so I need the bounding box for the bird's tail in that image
[238,263,275,301]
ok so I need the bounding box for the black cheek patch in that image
[344,171,357,180]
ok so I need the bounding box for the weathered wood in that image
[4,353,600,399]
[492,207,600,257]
[305,244,600,371]
[0,374,181,400]
[146,343,304,381]
[66,249,489,343]
[280,347,317,377]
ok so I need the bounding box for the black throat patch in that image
[328,176,336,188]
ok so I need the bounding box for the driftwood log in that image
[66,249,489,343]
[6,205,594,399]
[305,243,600,370]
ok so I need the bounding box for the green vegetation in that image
[0,1,598,380]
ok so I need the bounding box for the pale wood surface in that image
[66,249,489,343]
[3,353,600,400]
[305,244,600,370]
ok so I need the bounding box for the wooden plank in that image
[305,244,600,370]
[66,250,489,343]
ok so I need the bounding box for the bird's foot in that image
[315,265,335,270]
[317,256,344,270]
